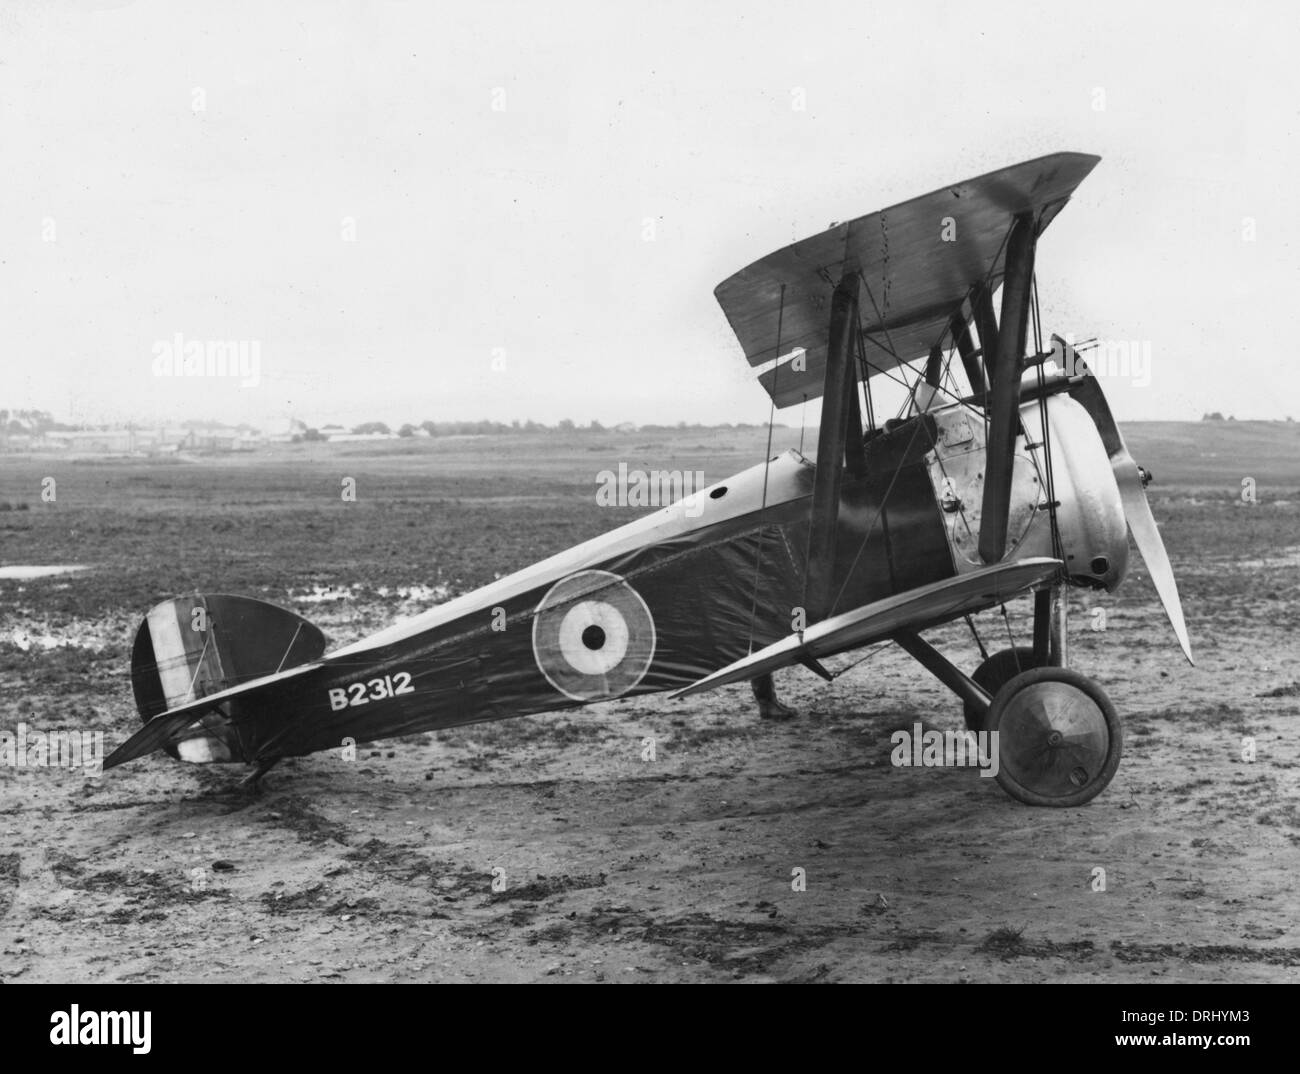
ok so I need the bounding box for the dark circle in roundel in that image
[532,570,656,701]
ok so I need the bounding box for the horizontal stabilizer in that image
[104,661,321,770]
[670,557,1063,699]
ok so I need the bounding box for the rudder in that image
[130,595,327,763]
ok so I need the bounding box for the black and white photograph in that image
[0,0,1295,1024]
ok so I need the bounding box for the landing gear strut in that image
[897,584,1123,806]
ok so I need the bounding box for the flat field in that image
[1,421,1298,982]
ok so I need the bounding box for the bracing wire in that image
[746,284,786,653]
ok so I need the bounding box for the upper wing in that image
[670,557,1063,698]
[715,152,1101,408]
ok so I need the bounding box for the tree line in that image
[301,419,779,440]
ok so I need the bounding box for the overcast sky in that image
[2,1,1296,430]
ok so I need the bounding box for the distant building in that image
[45,429,137,453]
[38,426,262,454]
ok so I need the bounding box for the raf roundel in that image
[532,570,657,701]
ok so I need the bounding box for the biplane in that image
[106,151,1191,807]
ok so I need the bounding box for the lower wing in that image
[670,557,1064,698]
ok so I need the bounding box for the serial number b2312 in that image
[327,672,415,711]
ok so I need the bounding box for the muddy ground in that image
[1,425,1298,982]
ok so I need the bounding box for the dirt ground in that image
[2,428,1298,983]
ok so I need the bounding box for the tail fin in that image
[128,595,326,764]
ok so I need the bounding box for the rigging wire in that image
[856,317,877,434]
[827,641,894,679]
[999,603,1021,673]
[746,284,786,653]
[964,614,989,663]
[1030,274,1065,565]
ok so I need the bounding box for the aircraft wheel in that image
[964,646,1039,731]
[986,668,1122,807]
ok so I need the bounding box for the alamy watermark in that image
[1,722,103,776]
[151,333,261,387]
[1052,334,1151,388]
[596,463,707,518]
[50,1006,151,1054]
[890,722,1000,778]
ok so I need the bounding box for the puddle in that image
[292,583,452,606]
[375,584,452,604]
[1234,546,1300,571]
[293,584,359,604]
[0,565,89,580]
[7,616,117,653]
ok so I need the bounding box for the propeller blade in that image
[1061,345,1193,665]
[1116,459,1194,665]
